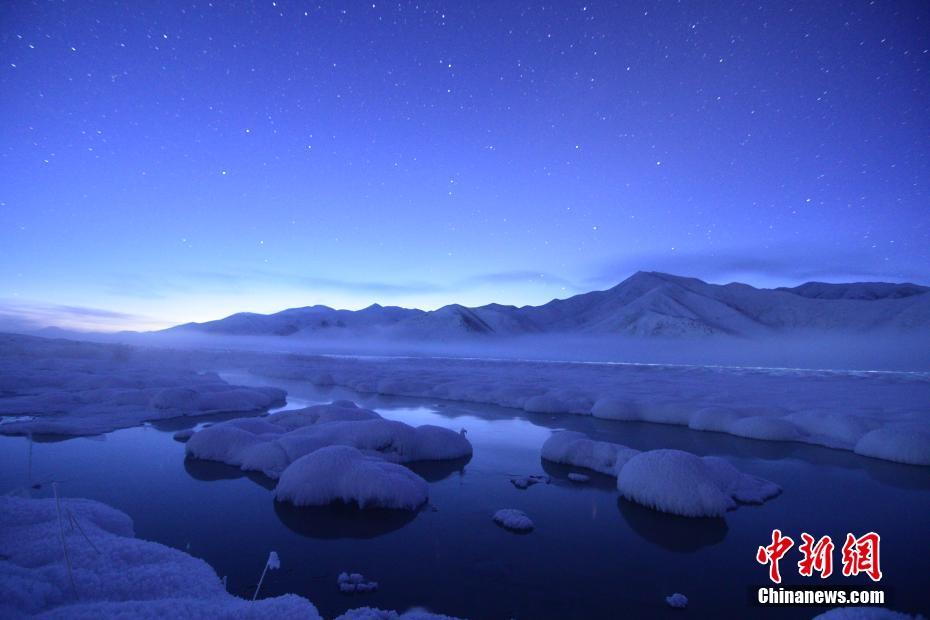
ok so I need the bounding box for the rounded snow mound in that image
[813,607,924,620]
[617,449,780,518]
[854,427,930,466]
[492,508,535,532]
[275,445,429,510]
[541,431,639,476]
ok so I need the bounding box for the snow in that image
[617,449,781,517]
[0,335,285,436]
[492,508,535,532]
[275,446,429,510]
[542,434,780,518]
[338,571,379,593]
[174,271,930,337]
[665,593,688,608]
[541,431,639,476]
[0,494,322,619]
[186,401,472,480]
[250,352,930,467]
[0,495,465,619]
[567,472,590,483]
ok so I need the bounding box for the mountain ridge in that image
[165,271,930,338]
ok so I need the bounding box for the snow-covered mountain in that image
[166,271,930,338]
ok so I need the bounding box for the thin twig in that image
[252,562,269,601]
[53,482,78,599]
[67,509,100,554]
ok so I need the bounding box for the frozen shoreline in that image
[249,353,930,466]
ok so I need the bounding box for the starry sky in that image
[1,1,929,331]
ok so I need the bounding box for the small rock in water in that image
[173,429,195,442]
[665,593,688,609]
[338,571,379,593]
[509,474,549,489]
[568,472,590,483]
[493,508,535,532]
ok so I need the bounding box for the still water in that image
[1,372,928,619]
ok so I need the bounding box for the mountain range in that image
[166,271,930,338]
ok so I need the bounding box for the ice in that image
[0,495,322,619]
[567,473,590,483]
[248,351,930,467]
[665,593,688,608]
[541,431,640,476]
[338,571,379,593]
[275,446,429,510]
[186,401,472,481]
[492,508,535,532]
[617,449,781,517]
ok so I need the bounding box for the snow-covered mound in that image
[252,354,930,466]
[616,449,781,518]
[541,431,640,476]
[541,433,780,518]
[276,446,429,510]
[0,494,321,619]
[492,509,535,532]
[0,334,285,436]
[186,401,472,479]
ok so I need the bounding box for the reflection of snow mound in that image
[493,508,535,532]
[276,446,429,510]
[338,571,379,593]
[542,432,780,518]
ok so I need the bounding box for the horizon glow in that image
[2,2,928,331]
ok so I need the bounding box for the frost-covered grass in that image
[542,432,781,518]
[0,495,463,619]
[250,353,930,466]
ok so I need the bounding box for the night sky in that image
[1,1,929,330]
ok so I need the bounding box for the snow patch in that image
[492,508,535,532]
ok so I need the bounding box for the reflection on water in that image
[0,372,928,619]
[274,500,421,540]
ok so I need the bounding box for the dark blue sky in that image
[2,1,928,330]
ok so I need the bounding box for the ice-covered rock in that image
[616,449,781,518]
[186,402,472,479]
[541,431,640,476]
[172,428,195,442]
[338,571,379,593]
[665,592,688,608]
[275,445,429,510]
[492,508,535,532]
